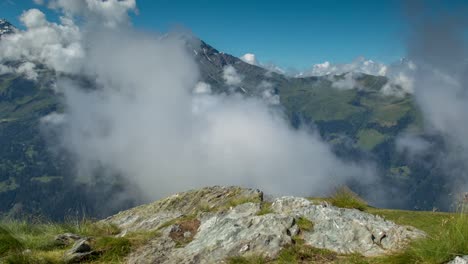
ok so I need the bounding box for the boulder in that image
[272,196,425,256]
[55,233,82,246]
[64,238,97,263]
[127,202,296,263]
[104,186,263,232]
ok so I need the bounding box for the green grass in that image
[280,82,365,122]
[375,212,468,264]
[357,129,386,150]
[276,238,337,264]
[366,208,452,236]
[93,237,131,263]
[157,214,198,230]
[0,226,23,255]
[227,255,268,264]
[296,217,314,232]
[30,176,63,184]
[227,196,262,208]
[1,201,466,264]
[0,219,119,251]
[360,95,413,128]
[329,187,368,211]
[257,202,273,216]
[0,219,134,263]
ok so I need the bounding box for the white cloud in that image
[193,81,211,94]
[31,9,376,201]
[222,65,243,86]
[0,3,378,205]
[16,62,38,80]
[257,80,280,105]
[293,57,417,96]
[298,57,388,77]
[0,9,83,75]
[240,53,258,65]
[33,0,45,5]
[396,134,431,157]
[0,62,39,80]
[21,8,48,28]
[394,7,468,199]
[0,64,13,75]
[47,0,137,28]
[329,72,361,90]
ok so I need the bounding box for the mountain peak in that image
[0,19,16,36]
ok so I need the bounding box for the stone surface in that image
[55,233,82,246]
[64,239,96,263]
[448,256,468,264]
[104,186,425,263]
[127,202,296,264]
[104,186,263,232]
[272,196,425,256]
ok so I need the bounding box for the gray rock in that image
[272,196,425,256]
[448,256,468,264]
[64,239,97,263]
[105,187,426,263]
[104,186,263,233]
[55,233,82,246]
[128,202,295,264]
[69,239,91,253]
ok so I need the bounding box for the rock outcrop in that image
[271,196,425,256]
[55,233,82,246]
[104,186,425,263]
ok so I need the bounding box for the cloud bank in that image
[402,2,468,198]
[0,1,378,205]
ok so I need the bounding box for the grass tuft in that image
[277,238,336,264]
[330,186,368,211]
[0,226,23,255]
[227,255,267,264]
[296,217,314,232]
[93,236,131,262]
[379,212,468,263]
[256,202,273,216]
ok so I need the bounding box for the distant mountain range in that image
[0,20,450,219]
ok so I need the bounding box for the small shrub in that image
[330,186,367,211]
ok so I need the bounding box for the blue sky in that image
[0,0,460,69]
